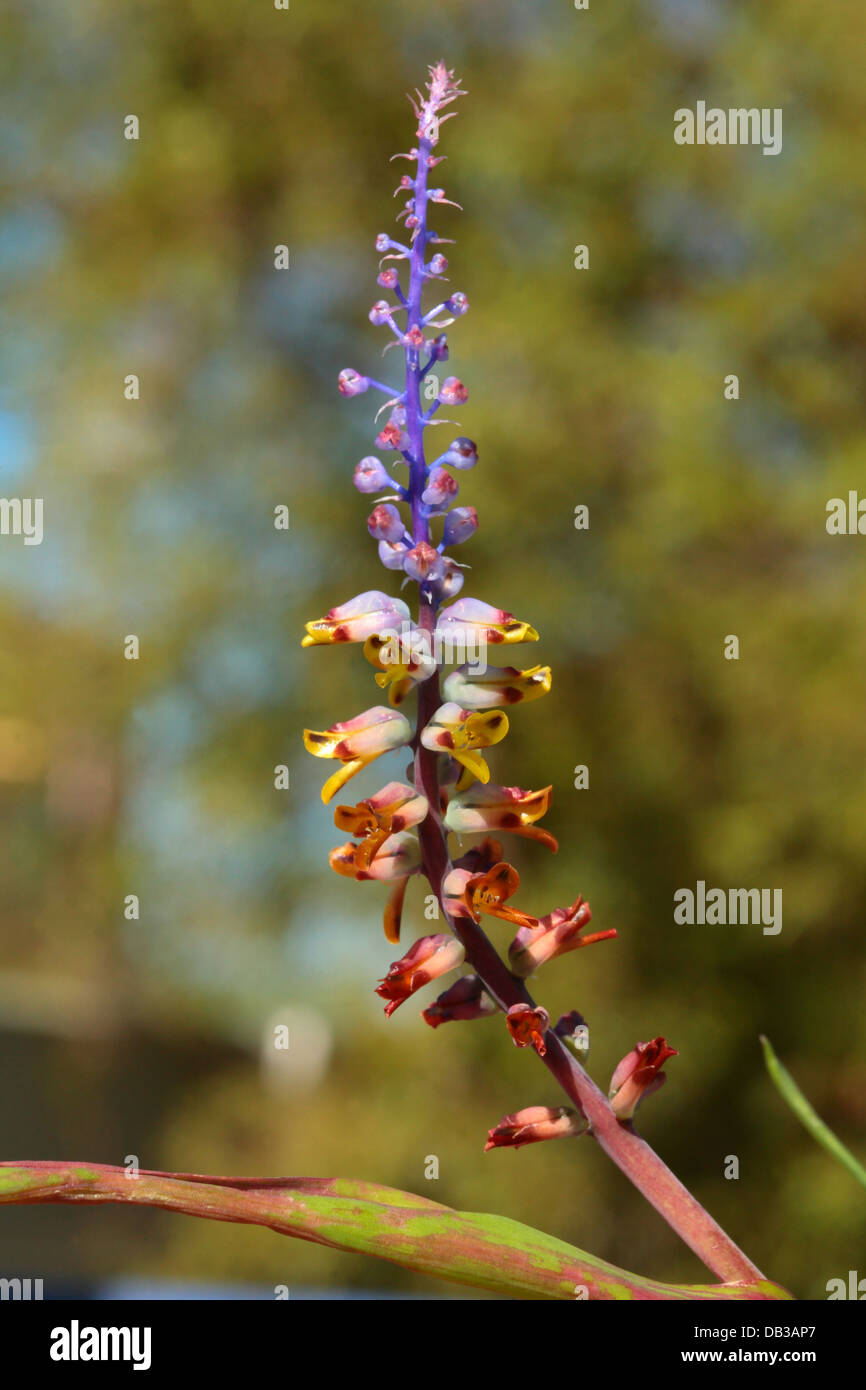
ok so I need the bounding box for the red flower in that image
[505,1003,550,1057]
[485,1105,585,1152]
[608,1037,679,1120]
[375,935,465,1017]
[509,895,617,977]
[422,975,497,1028]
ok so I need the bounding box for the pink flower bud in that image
[338,368,369,397]
[608,1038,679,1120]
[369,300,393,326]
[367,503,405,543]
[505,1003,550,1057]
[438,376,468,405]
[375,233,390,252]
[375,934,466,1017]
[447,291,468,316]
[378,268,399,290]
[485,1105,586,1152]
[443,506,478,546]
[428,253,448,274]
[378,537,412,570]
[438,437,477,470]
[421,466,458,510]
[353,456,391,493]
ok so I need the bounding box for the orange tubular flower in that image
[505,1003,550,1057]
[463,862,538,930]
[328,830,421,882]
[333,781,428,869]
[444,783,557,852]
[485,1105,587,1152]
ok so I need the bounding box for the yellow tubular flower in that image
[419,702,509,786]
[442,663,551,710]
[303,706,412,803]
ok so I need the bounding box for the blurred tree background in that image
[0,0,864,1297]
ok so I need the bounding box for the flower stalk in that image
[302,61,779,1294]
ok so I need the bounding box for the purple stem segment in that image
[406,135,433,545]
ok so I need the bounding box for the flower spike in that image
[290,61,774,1305]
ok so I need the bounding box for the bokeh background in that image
[1,0,864,1298]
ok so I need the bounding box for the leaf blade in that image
[0,1159,790,1300]
[760,1035,866,1192]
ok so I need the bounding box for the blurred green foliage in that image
[0,0,864,1297]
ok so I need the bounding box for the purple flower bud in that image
[378,268,399,290]
[338,368,369,397]
[428,253,448,275]
[439,557,465,598]
[367,503,405,543]
[378,538,411,570]
[353,456,391,493]
[375,233,390,252]
[438,437,477,470]
[443,506,478,546]
[428,334,449,362]
[447,291,469,316]
[438,376,468,405]
[369,300,393,326]
[421,467,458,511]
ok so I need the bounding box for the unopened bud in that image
[367,503,405,543]
[438,376,468,405]
[443,506,478,546]
[338,368,369,397]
